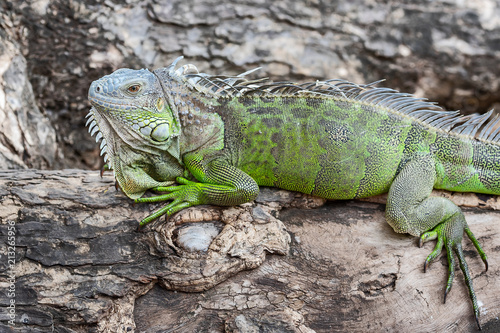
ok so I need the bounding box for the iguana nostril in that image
[96,86,101,92]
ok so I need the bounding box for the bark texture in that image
[0,170,500,332]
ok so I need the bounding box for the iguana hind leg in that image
[385,153,487,330]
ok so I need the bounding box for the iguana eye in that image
[127,85,140,93]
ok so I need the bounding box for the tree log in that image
[0,169,499,332]
[2,0,500,169]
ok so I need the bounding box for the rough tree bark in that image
[0,170,499,332]
[1,0,499,169]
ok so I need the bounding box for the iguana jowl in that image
[87,57,498,329]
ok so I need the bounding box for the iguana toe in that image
[419,214,484,330]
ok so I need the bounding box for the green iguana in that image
[87,57,497,329]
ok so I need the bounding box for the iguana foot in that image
[135,177,204,226]
[419,212,487,330]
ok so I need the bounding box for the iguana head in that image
[88,67,182,157]
[87,67,184,198]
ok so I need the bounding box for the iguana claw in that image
[419,214,487,330]
[135,177,203,226]
[100,163,112,177]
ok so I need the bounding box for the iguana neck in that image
[154,67,225,157]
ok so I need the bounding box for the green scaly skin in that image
[87,58,498,329]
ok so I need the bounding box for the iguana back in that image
[213,94,500,199]
[214,95,410,199]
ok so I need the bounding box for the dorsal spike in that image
[478,113,499,139]
[451,111,493,137]
[480,113,500,141]
[492,131,500,142]
[167,56,184,71]
[163,58,497,143]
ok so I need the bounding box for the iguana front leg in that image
[385,153,488,330]
[135,152,259,226]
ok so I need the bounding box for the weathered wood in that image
[1,0,500,170]
[0,170,499,332]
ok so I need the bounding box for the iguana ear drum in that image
[156,98,165,111]
[151,123,170,141]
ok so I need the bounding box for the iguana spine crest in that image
[165,56,500,145]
